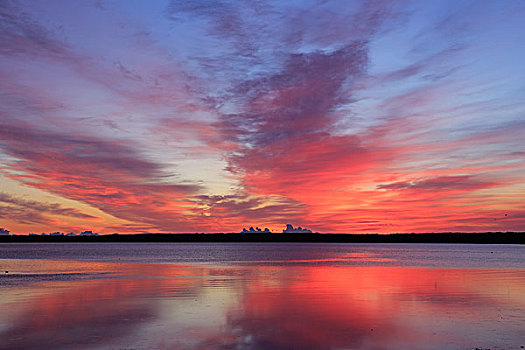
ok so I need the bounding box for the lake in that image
[1,243,524,350]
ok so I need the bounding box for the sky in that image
[0,0,524,234]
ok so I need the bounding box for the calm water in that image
[0,243,524,350]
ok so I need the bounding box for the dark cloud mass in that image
[222,42,368,148]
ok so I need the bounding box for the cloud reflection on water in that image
[1,262,524,349]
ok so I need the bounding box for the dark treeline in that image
[1,232,524,244]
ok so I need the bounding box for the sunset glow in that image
[1,0,524,234]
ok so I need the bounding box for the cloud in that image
[210,36,390,230]
[191,194,306,230]
[0,122,308,232]
[0,1,69,58]
[0,204,51,225]
[223,42,368,146]
[1,0,414,233]
[166,0,278,59]
[167,0,401,53]
[377,175,496,192]
[0,192,96,219]
[0,122,203,232]
[216,39,373,180]
[187,1,412,232]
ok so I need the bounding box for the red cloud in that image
[0,122,205,232]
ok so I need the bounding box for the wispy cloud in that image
[377,175,496,192]
[0,192,96,219]
[0,122,202,231]
[0,192,97,227]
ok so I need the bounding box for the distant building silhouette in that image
[0,228,10,236]
[241,226,271,233]
[240,224,315,234]
[80,230,98,236]
[282,224,313,233]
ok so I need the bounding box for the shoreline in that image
[1,232,524,244]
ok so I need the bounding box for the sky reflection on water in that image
[0,245,524,349]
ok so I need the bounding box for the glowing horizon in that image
[1,0,524,234]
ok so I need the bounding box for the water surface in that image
[1,243,524,349]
